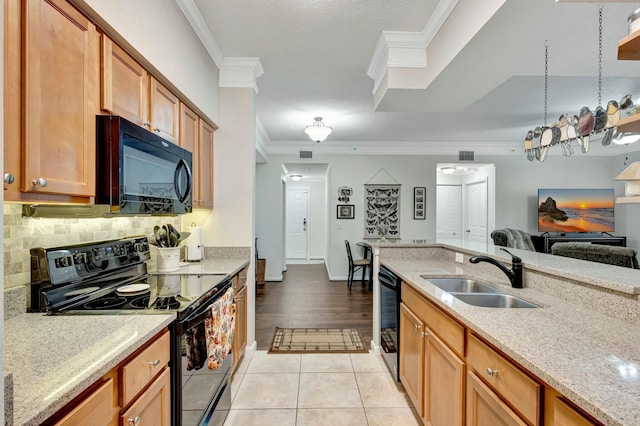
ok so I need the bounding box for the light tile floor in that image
[224,351,421,426]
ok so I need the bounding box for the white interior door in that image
[436,185,462,239]
[286,189,308,259]
[465,180,488,242]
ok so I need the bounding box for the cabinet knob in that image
[413,324,420,330]
[421,331,428,337]
[4,173,15,184]
[128,416,141,426]
[486,367,498,377]
[154,127,161,132]
[32,177,47,187]
[148,359,160,368]
[143,121,151,127]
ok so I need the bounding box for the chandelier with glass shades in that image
[304,117,332,143]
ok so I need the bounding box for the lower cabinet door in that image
[120,368,171,426]
[424,330,464,426]
[467,371,527,426]
[54,378,114,426]
[553,397,598,426]
[399,303,424,415]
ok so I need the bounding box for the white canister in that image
[629,7,640,34]
[157,247,181,272]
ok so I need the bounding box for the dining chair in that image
[345,240,371,290]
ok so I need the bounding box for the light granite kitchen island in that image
[368,238,640,426]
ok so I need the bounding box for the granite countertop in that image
[368,238,640,295]
[383,257,640,426]
[4,313,175,426]
[147,258,249,277]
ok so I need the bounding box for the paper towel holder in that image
[184,222,204,261]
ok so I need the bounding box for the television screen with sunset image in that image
[538,188,615,233]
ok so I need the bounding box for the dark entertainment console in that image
[532,234,627,254]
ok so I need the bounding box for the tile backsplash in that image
[3,203,180,289]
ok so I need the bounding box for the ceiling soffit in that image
[367,0,507,110]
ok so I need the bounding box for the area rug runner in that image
[268,327,368,353]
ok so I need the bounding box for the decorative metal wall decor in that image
[364,184,400,239]
[338,186,352,203]
[413,187,426,220]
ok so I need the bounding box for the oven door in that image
[173,282,233,426]
[379,266,401,382]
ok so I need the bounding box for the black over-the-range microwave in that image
[96,115,193,215]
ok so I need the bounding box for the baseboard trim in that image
[265,275,283,282]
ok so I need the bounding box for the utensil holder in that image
[157,247,180,272]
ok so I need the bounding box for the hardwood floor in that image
[254,263,373,349]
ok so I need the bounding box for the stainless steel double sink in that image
[421,277,540,308]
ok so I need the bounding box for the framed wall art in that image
[364,184,401,239]
[414,187,426,220]
[337,204,355,219]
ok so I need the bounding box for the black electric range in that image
[30,235,228,320]
[30,236,235,426]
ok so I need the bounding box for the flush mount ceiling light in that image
[440,166,456,175]
[304,117,332,143]
[289,174,303,181]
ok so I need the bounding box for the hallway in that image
[254,263,373,350]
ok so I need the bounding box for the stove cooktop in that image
[43,273,229,318]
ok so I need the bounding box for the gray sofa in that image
[551,242,639,269]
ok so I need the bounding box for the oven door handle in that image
[181,281,232,330]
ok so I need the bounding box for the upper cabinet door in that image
[198,119,214,209]
[23,0,99,196]
[150,77,179,144]
[101,35,149,127]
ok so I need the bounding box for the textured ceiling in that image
[195,0,640,156]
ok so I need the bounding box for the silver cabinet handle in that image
[148,359,160,368]
[4,173,15,184]
[128,415,141,426]
[32,177,47,187]
[487,368,498,377]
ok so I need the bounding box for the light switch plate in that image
[455,252,464,263]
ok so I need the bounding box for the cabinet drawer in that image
[54,378,113,426]
[120,367,171,426]
[553,397,598,426]
[120,331,170,407]
[402,282,465,357]
[467,333,542,425]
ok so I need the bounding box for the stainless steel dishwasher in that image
[378,265,402,382]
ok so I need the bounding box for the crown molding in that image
[367,0,459,97]
[366,31,427,95]
[176,0,224,68]
[219,58,264,92]
[422,0,460,45]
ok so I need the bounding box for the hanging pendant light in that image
[304,117,332,143]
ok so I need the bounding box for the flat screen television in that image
[538,188,615,233]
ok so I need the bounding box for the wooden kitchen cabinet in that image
[53,378,114,426]
[180,103,215,209]
[45,328,170,425]
[399,303,424,414]
[232,267,248,368]
[5,0,99,199]
[467,371,527,426]
[401,282,465,426]
[119,367,171,426]
[101,37,179,144]
[467,333,542,425]
[100,35,149,127]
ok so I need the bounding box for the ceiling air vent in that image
[299,151,313,159]
[458,151,474,161]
